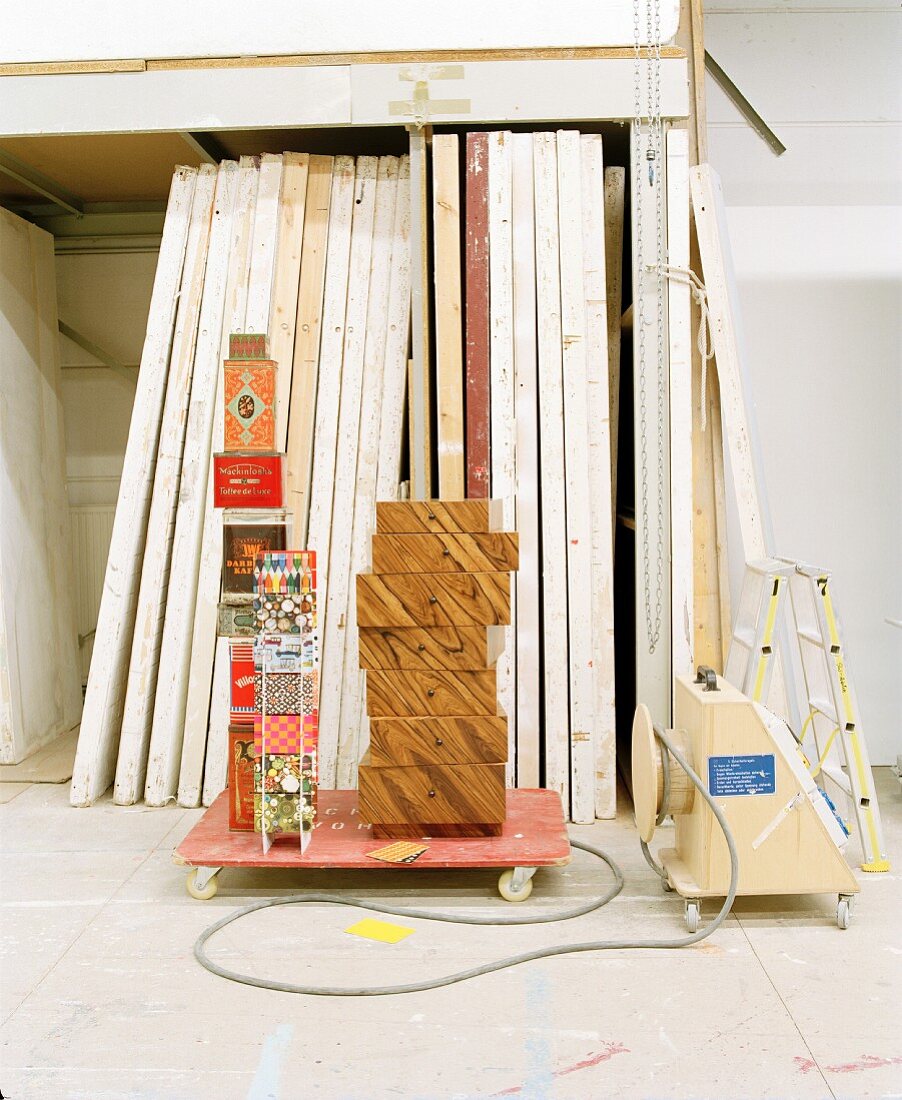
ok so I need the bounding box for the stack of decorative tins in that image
[356,501,518,838]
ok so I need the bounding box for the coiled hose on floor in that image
[194,727,738,996]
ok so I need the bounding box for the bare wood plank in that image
[374,154,412,502]
[580,133,616,820]
[510,132,540,790]
[557,130,595,825]
[336,156,400,788]
[114,162,229,806]
[432,134,465,499]
[465,132,491,498]
[285,154,333,544]
[487,129,517,786]
[666,128,694,685]
[270,151,309,452]
[532,132,569,812]
[70,167,197,806]
[603,166,626,535]
[317,156,378,790]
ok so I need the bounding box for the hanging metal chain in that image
[633,0,666,654]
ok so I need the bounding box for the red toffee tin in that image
[213,453,284,508]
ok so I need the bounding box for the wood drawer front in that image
[375,499,502,534]
[368,715,508,766]
[357,571,510,627]
[370,531,519,574]
[358,626,502,671]
[358,758,506,824]
[365,669,497,716]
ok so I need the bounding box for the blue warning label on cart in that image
[707,754,776,796]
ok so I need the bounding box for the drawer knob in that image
[427,511,436,520]
[435,737,444,746]
[429,595,438,605]
[417,643,426,651]
[442,547,451,556]
[428,789,436,797]
[427,689,436,698]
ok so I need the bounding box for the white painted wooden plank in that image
[350,58,688,126]
[666,129,694,684]
[0,66,353,137]
[580,134,616,820]
[631,123,672,727]
[201,635,232,804]
[432,135,465,500]
[305,156,356,790]
[286,155,333,545]
[1,3,682,64]
[70,167,196,806]
[557,130,595,825]
[510,133,540,791]
[690,162,790,719]
[335,156,400,789]
[193,159,290,808]
[195,159,261,807]
[317,156,377,790]
[246,154,283,331]
[375,155,412,502]
[115,164,217,804]
[158,163,240,808]
[0,212,81,764]
[532,132,569,813]
[407,130,431,499]
[270,152,309,452]
[487,130,517,786]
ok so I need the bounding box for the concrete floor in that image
[0,772,899,1100]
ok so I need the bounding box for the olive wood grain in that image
[358,625,506,670]
[370,531,519,574]
[368,714,508,765]
[364,669,497,717]
[375,499,503,533]
[358,752,506,824]
[357,571,510,627]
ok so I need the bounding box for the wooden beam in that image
[407,127,432,499]
[58,320,135,383]
[0,148,83,216]
[178,131,228,165]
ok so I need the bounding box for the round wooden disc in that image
[631,704,660,842]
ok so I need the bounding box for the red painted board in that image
[175,788,570,870]
[465,132,491,499]
[214,453,284,509]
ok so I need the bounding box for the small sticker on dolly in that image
[708,754,776,796]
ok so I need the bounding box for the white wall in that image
[706,2,901,763]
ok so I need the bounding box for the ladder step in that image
[798,629,826,647]
[822,764,852,796]
[806,698,838,725]
[732,628,756,647]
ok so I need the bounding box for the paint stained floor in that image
[1,771,899,1099]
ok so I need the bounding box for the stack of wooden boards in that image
[357,500,518,838]
[70,129,625,825]
[71,152,412,808]
[436,131,623,823]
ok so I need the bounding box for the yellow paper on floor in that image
[344,918,415,944]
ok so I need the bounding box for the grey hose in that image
[194,727,739,996]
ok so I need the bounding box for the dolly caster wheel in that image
[187,867,219,900]
[685,900,700,933]
[498,868,535,902]
[662,878,674,892]
[836,895,853,930]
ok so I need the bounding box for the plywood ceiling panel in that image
[0,132,204,203]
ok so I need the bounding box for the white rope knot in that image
[646,262,715,429]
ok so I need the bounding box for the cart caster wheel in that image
[498,869,534,903]
[187,869,219,901]
[662,878,674,892]
[685,900,700,934]
[836,896,852,930]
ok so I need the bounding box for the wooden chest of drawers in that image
[356,500,517,839]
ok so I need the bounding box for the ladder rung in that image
[798,629,825,647]
[822,764,852,796]
[807,698,839,726]
[732,628,756,647]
